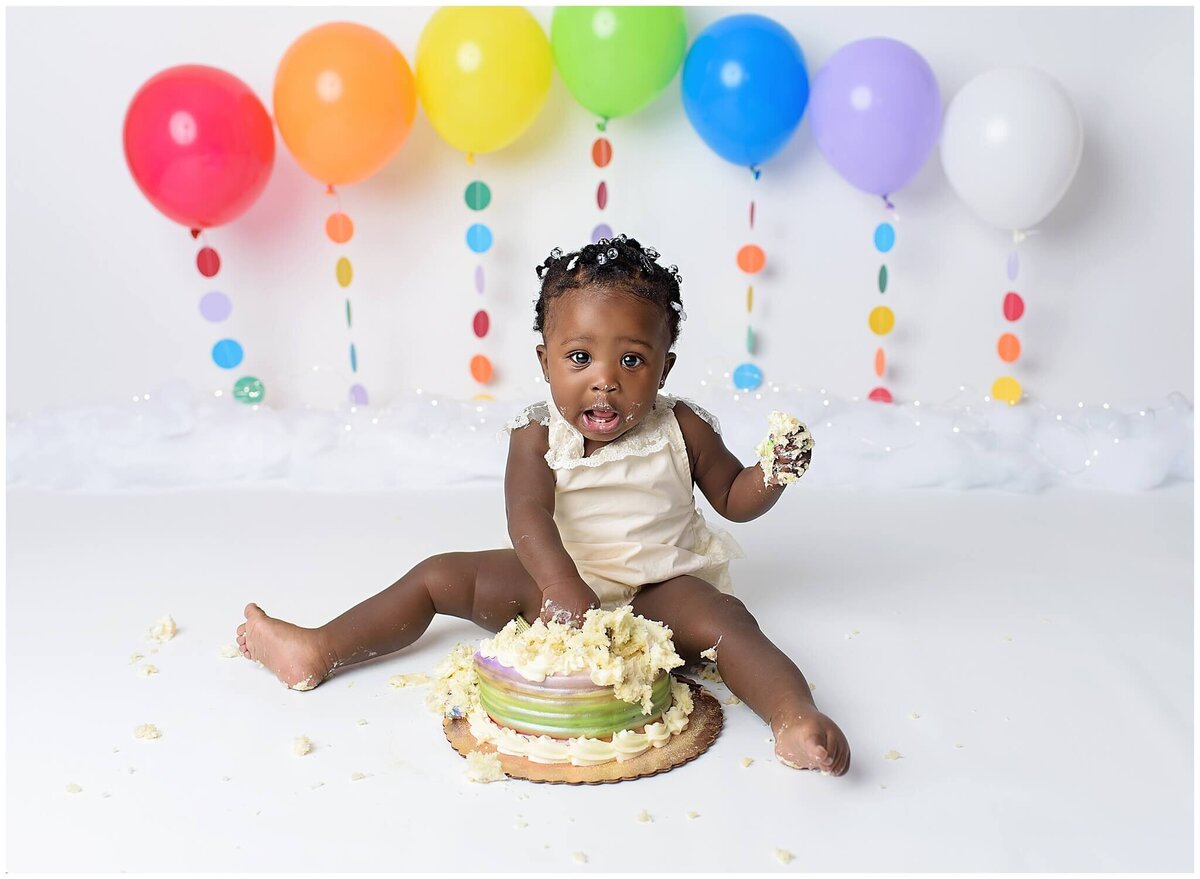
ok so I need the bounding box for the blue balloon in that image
[682,15,809,169]
[733,362,763,390]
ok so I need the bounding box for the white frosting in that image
[466,679,694,766]
[479,606,683,713]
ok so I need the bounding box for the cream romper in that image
[505,393,745,609]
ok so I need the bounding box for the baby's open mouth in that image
[582,407,621,434]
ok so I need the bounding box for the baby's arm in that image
[504,420,601,624]
[674,402,791,523]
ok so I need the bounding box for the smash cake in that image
[428,607,718,775]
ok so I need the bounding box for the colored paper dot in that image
[473,309,490,338]
[1003,292,1025,321]
[992,376,1022,405]
[197,247,220,277]
[868,305,895,335]
[211,339,243,369]
[998,333,1021,363]
[878,264,888,294]
[732,362,762,390]
[325,212,354,243]
[746,285,754,312]
[592,138,612,168]
[1006,251,1020,282]
[471,354,494,384]
[349,343,358,372]
[465,181,491,211]
[474,265,485,294]
[471,393,495,402]
[746,326,755,354]
[737,245,765,274]
[199,291,231,322]
[349,384,369,405]
[345,299,352,328]
[874,348,886,378]
[232,376,264,404]
[868,386,893,403]
[591,223,612,244]
[596,181,608,211]
[336,257,353,287]
[466,224,493,254]
[874,223,896,253]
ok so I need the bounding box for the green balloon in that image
[551,7,688,121]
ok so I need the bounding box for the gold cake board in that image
[443,676,723,785]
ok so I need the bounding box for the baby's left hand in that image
[755,411,814,487]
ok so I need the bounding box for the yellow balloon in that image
[417,7,552,155]
[992,376,1023,405]
[868,305,895,336]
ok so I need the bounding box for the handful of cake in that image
[755,410,814,487]
[427,607,721,782]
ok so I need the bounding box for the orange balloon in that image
[274,22,416,185]
[470,354,494,384]
[737,245,766,274]
[997,332,1021,363]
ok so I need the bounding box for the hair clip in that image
[669,300,688,321]
[644,247,658,259]
[566,254,580,272]
[549,247,563,260]
[616,233,627,242]
[535,264,548,279]
[606,247,618,259]
[597,237,610,246]
[597,253,608,265]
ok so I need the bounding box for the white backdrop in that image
[5,5,1194,415]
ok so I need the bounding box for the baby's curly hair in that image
[533,234,686,346]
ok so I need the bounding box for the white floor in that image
[5,484,1193,872]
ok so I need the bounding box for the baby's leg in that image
[236,549,541,691]
[631,576,851,776]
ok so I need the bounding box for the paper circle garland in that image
[992,376,1022,405]
[733,362,763,391]
[212,339,244,369]
[233,376,265,403]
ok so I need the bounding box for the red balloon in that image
[124,65,275,229]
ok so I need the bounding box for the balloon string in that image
[881,194,895,211]
[596,117,608,132]
[466,152,475,166]
[750,165,761,180]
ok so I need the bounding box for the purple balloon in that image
[809,38,941,197]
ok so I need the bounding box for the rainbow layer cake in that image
[427,607,695,767]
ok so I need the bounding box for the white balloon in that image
[940,67,1083,231]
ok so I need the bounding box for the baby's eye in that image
[568,351,591,366]
[621,354,644,369]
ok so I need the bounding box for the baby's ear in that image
[661,351,677,382]
[536,343,549,378]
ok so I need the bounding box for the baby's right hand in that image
[538,579,600,627]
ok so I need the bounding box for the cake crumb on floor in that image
[219,644,240,658]
[741,757,754,768]
[148,615,177,643]
[350,772,369,781]
[636,809,653,823]
[65,783,82,793]
[884,750,902,760]
[775,848,794,864]
[134,723,160,740]
[465,750,506,783]
[293,736,313,756]
[686,810,700,819]
[388,672,431,688]
[571,852,587,864]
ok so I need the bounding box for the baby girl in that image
[238,234,850,776]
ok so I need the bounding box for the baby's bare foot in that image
[236,603,332,691]
[772,705,851,776]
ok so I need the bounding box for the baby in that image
[237,234,850,776]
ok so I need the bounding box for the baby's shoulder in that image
[663,394,722,437]
[503,400,552,434]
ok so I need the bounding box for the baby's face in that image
[537,286,676,446]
